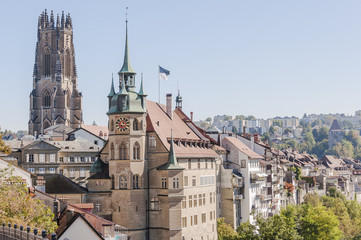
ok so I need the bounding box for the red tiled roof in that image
[146,100,218,158]
[223,137,263,159]
[81,124,109,140]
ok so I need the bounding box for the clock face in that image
[116,117,130,132]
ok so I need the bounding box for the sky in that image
[1,0,361,131]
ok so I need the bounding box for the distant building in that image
[29,10,83,136]
[328,119,343,150]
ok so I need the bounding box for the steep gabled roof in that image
[330,119,342,131]
[223,137,263,159]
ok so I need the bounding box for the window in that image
[149,135,156,147]
[210,192,213,204]
[133,174,140,189]
[213,192,216,203]
[49,168,56,173]
[91,157,96,162]
[49,154,55,163]
[203,194,206,205]
[94,140,98,145]
[194,215,198,225]
[120,176,127,189]
[95,203,102,212]
[189,195,193,208]
[191,216,193,226]
[182,197,187,209]
[29,154,34,163]
[69,168,75,178]
[188,159,192,169]
[198,159,200,169]
[110,143,115,160]
[59,169,64,175]
[194,195,197,207]
[42,89,51,107]
[28,168,35,173]
[39,168,45,174]
[81,157,85,162]
[80,168,86,177]
[241,160,246,168]
[44,48,51,77]
[110,119,114,131]
[111,175,115,189]
[210,211,213,221]
[161,177,167,189]
[192,176,196,186]
[133,119,139,130]
[182,217,187,228]
[184,176,188,187]
[199,194,202,206]
[150,197,160,210]
[70,157,75,162]
[119,142,127,160]
[173,178,179,189]
[200,176,215,186]
[202,213,206,223]
[211,161,214,169]
[133,142,140,160]
[39,154,45,163]
[59,157,64,162]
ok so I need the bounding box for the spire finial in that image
[118,7,135,75]
[126,7,128,23]
[138,73,147,96]
[108,74,116,97]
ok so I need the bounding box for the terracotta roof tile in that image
[223,137,263,159]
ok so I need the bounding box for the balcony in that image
[250,172,267,183]
[234,193,244,200]
[232,177,244,188]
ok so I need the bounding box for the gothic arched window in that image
[119,142,127,160]
[110,143,115,160]
[133,142,140,160]
[133,119,139,130]
[111,175,115,189]
[119,176,127,189]
[133,174,140,189]
[42,90,51,107]
[110,119,114,131]
[44,48,51,77]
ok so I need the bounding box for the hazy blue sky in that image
[1,0,361,131]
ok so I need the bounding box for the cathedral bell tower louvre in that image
[28,9,83,136]
[106,18,148,239]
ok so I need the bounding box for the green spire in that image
[138,73,147,96]
[157,130,184,170]
[119,76,128,95]
[107,74,115,97]
[118,20,135,74]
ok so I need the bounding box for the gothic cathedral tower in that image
[106,20,148,239]
[29,10,82,136]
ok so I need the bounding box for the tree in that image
[0,167,57,233]
[262,132,270,144]
[332,140,354,158]
[273,120,282,127]
[217,218,237,240]
[269,126,276,135]
[205,117,212,122]
[284,128,292,135]
[0,129,11,154]
[245,115,256,121]
[232,126,238,134]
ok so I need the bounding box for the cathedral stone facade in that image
[29,10,82,136]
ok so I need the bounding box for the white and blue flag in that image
[159,66,170,80]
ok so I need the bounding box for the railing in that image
[0,223,57,240]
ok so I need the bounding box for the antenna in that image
[126,7,128,23]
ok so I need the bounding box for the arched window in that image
[133,142,140,160]
[133,174,140,189]
[110,143,115,160]
[44,48,51,77]
[133,119,139,130]
[173,177,179,189]
[66,90,71,108]
[42,89,51,107]
[119,142,128,160]
[119,176,127,189]
[111,175,115,189]
[110,119,114,131]
[161,177,167,189]
[65,49,71,78]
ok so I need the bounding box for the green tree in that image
[312,139,329,159]
[246,115,256,120]
[232,126,238,134]
[332,140,354,158]
[0,167,57,233]
[273,120,282,127]
[205,117,212,122]
[284,128,292,135]
[217,218,237,240]
[269,126,276,135]
[262,132,270,144]
[0,129,11,154]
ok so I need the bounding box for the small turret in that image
[50,10,54,29]
[175,89,183,109]
[157,130,185,170]
[61,11,65,28]
[56,14,60,28]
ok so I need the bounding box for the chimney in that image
[250,135,255,151]
[166,93,173,119]
[254,133,259,143]
[243,126,246,136]
[190,112,193,121]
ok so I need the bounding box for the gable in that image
[58,215,104,240]
[23,140,60,151]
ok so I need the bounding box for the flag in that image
[159,66,170,80]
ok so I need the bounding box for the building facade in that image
[86,21,219,240]
[29,10,82,136]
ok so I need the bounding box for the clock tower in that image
[105,19,148,239]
